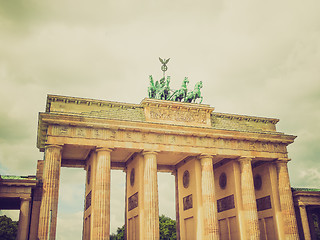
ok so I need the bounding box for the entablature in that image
[38,112,295,161]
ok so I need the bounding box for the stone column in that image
[92,147,112,240]
[17,197,31,240]
[173,169,181,240]
[276,159,299,239]
[298,202,311,240]
[238,157,260,240]
[199,155,219,239]
[143,151,160,240]
[38,144,62,240]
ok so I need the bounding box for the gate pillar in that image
[276,159,299,239]
[298,202,311,240]
[199,155,220,239]
[92,147,112,240]
[17,197,31,240]
[143,151,160,240]
[38,144,63,240]
[238,157,260,239]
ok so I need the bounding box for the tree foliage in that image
[159,214,176,240]
[110,215,176,240]
[0,215,18,240]
[110,225,125,240]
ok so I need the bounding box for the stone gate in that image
[31,94,301,239]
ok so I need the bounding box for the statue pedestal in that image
[141,98,215,128]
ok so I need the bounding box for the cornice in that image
[0,177,38,187]
[140,98,215,112]
[46,94,140,113]
[213,112,279,124]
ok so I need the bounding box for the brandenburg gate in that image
[31,92,300,239]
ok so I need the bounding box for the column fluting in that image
[143,151,160,240]
[276,159,299,239]
[17,197,31,240]
[299,202,311,240]
[92,147,112,240]
[38,144,62,240]
[238,157,260,240]
[199,155,219,240]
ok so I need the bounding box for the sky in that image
[0,0,320,239]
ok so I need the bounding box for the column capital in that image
[199,155,215,169]
[142,150,159,156]
[20,197,32,202]
[298,200,306,207]
[198,154,215,160]
[237,156,253,163]
[96,147,113,153]
[45,144,63,150]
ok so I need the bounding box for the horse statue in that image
[148,75,157,98]
[157,76,171,100]
[184,81,203,104]
[169,77,189,102]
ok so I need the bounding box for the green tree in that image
[110,215,176,240]
[0,215,18,240]
[110,225,125,240]
[159,215,176,240]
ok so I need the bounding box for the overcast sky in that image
[0,0,320,239]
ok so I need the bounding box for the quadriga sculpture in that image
[147,76,203,104]
[169,77,189,102]
[184,81,203,104]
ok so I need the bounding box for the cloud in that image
[299,169,320,187]
[1,0,320,238]
[0,113,29,143]
[56,211,83,240]
[0,210,19,221]
[0,141,42,175]
[158,173,176,220]
[58,168,86,214]
[110,170,125,233]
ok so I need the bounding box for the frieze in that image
[156,134,164,143]
[52,125,70,136]
[107,129,117,139]
[50,125,288,155]
[75,128,85,137]
[93,129,103,139]
[149,107,207,124]
[169,135,176,144]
